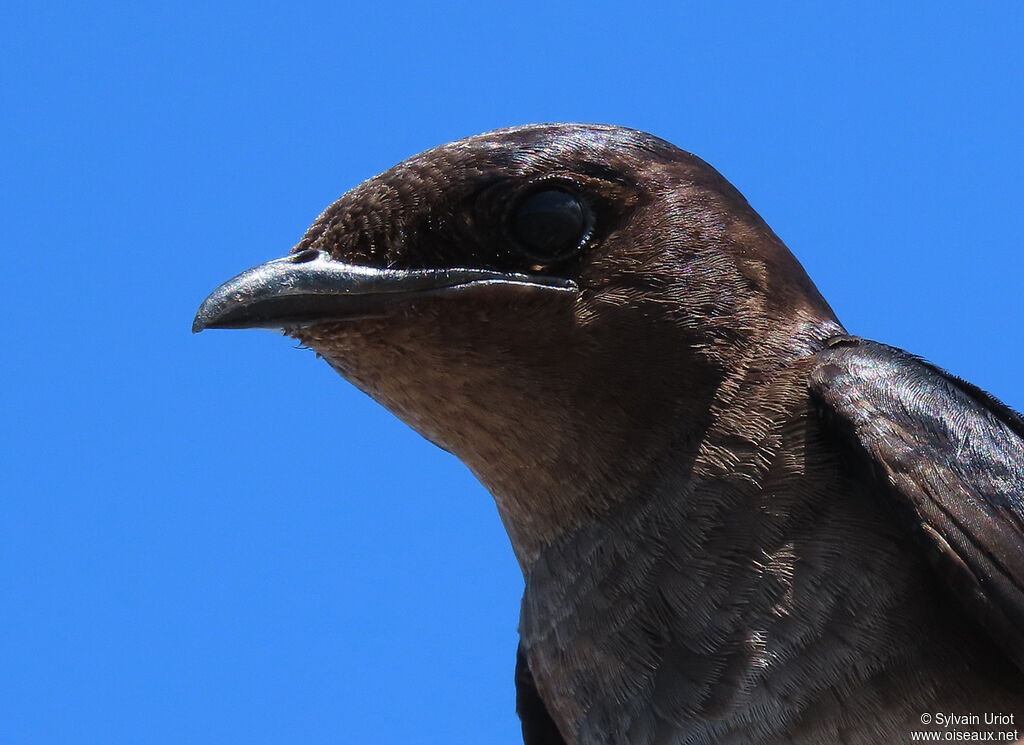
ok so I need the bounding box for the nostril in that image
[290,249,321,264]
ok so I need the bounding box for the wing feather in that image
[516,642,567,745]
[809,336,1024,670]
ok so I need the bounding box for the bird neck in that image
[477,318,843,573]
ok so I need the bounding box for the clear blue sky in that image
[3,3,1022,744]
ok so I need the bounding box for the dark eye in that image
[509,187,588,261]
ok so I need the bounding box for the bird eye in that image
[508,186,588,261]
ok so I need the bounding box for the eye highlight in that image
[508,186,589,262]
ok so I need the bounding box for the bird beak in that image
[192,248,578,332]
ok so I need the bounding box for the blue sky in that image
[3,3,1022,744]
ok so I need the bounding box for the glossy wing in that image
[515,642,567,745]
[809,336,1024,670]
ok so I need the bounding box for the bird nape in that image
[193,124,1024,745]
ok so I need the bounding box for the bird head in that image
[194,124,840,567]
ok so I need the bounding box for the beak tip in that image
[192,295,223,333]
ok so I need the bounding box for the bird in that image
[193,124,1024,744]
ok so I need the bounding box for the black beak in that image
[192,249,578,333]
